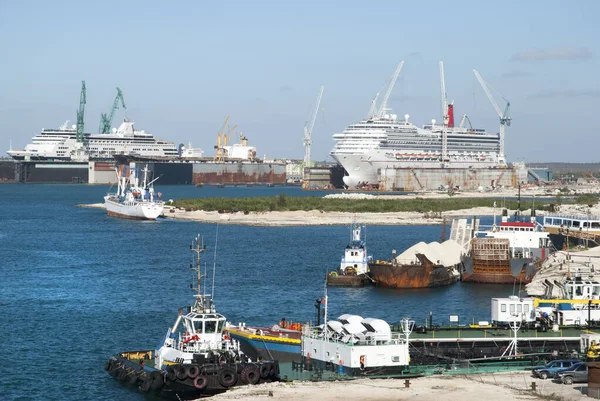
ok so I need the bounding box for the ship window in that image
[205,320,217,333]
[517,304,522,313]
[524,304,529,313]
[573,221,580,228]
[501,304,506,312]
[510,304,515,313]
[576,286,583,296]
[593,222,600,229]
[193,321,204,333]
[584,222,589,228]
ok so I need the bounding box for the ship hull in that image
[368,254,458,289]
[326,273,371,287]
[227,327,301,363]
[104,198,163,220]
[461,256,536,284]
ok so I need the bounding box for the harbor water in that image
[1,184,520,401]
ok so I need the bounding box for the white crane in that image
[303,85,324,168]
[473,69,511,162]
[439,61,449,162]
[368,61,404,119]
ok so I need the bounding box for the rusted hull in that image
[461,256,536,284]
[326,274,371,287]
[368,255,458,289]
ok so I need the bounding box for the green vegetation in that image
[171,195,555,213]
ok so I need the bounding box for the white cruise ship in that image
[330,62,507,187]
[7,119,178,161]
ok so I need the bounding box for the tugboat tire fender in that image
[269,363,278,378]
[176,364,187,380]
[150,371,164,390]
[104,359,113,371]
[218,367,237,388]
[116,368,129,381]
[242,365,260,385]
[202,364,219,375]
[128,371,139,385]
[259,363,271,379]
[329,271,338,277]
[193,375,208,390]
[166,365,177,381]
[139,377,151,393]
[186,364,200,379]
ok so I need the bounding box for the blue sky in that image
[1,0,598,162]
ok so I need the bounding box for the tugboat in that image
[104,164,164,220]
[105,235,279,399]
[326,223,374,287]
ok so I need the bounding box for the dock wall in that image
[378,167,528,191]
[191,162,286,185]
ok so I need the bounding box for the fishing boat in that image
[326,223,374,287]
[104,164,164,220]
[105,235,279,399]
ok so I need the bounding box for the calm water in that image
[0,184,517,401]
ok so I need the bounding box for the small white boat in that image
[326,223,373,287]
[104,164,164,220]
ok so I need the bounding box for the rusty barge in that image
[368,253,459,289]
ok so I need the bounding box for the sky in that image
[1,0,599,163]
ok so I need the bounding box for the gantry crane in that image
[76,80,86,143]
[99,88,126,134]
[473,69,511,162]
[303,86,324,168]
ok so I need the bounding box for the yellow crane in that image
[214,116,230,162]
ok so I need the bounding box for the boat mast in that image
[190,234,207,311]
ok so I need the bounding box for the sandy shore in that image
[80,203,504,226]
[208,371,591,401]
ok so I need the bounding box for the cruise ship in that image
[7,119,178,161]
[330,61,507,187]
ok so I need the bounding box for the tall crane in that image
[214,116,230,162]
[439,61,449,162]
[99,88,126,134]
[76,80,86,143]
[303,85,324,168]
[473,69,511,162]
[371,61,404,119]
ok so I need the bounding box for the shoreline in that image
[207,371,591,401]
[79,203,522,226]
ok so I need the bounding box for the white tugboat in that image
[327,223,373,287]
[105,235,280,398]
[104,164,164,220]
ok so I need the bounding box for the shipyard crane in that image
[375,61,404,118]
[303,85,324,168]
[76,80,86,143]
[214,116,230,162]
[473,69,511,162]
[99,88,126,134]
[439,61,449,162]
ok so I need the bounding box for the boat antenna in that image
[190,234,206,308]
[212,224,219,298]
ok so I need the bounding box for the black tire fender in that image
[218,367,237,388]
[128,371,139,385]
[259,363,270,379]
[104,359,113,371]
[139,377,151,393]
[187,364,200,379]
[150,371,164,390]
[269,363,278,378]
[194,375,209,390]
[243,365,260,385]
[176,364,187,380]
[166,365,177,381]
